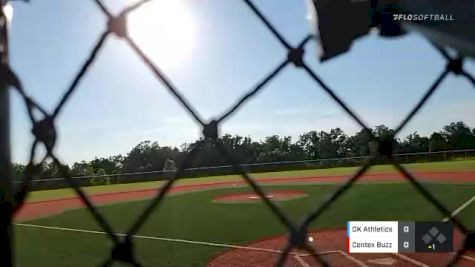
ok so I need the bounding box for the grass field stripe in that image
[442,195,475,222]
[294,255,311,267]
[15,223,308,256]
[393,253,429,267]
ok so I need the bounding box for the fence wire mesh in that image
[1,0,475,266]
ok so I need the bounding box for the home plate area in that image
[207,229,475,267]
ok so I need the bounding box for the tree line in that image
[13,121,475,180]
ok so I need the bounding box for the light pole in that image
[0,1,13,266]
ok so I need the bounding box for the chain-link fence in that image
[1,0,475,266]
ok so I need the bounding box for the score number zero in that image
[404,225,410,249]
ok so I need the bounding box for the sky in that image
[7,0,475,165]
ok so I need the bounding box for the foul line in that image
[460,255,475,262]
[391,194,475,266]
[298,250,368,267]
[393,253,429,267]
[294,255,311,267]
[336,251,368,267]
[15,223,306,256]
[448,253,475,262]
[442,194,475,222]
[17,194,475,266]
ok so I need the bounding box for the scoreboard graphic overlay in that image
[347,221,454,253]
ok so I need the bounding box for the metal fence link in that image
[2,0,474,266]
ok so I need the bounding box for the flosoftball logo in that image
[393,14,455,21]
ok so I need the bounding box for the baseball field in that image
[14,160,475,267]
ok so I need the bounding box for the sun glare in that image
[128,0,195,69]
[3,2,13,24]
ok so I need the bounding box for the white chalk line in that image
[336,251,369,267]
[298,250,368,267]
[391,193,475,266]
[17,194,475,266]
[262,192,475,267]
[442,194,475,222]
[294,255,311,267]
[17,223,368,266]
[299,193,475,266]
[460,255,475,262]
[442,195,475,262]
[15,223,309,256]
[449,253,475,262]
[392,253,429,267]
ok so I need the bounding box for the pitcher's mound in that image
[213,190,308,203]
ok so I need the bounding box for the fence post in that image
[0,2,13,266]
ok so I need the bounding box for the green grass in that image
[25,159,475,202]
[16,182,475,267]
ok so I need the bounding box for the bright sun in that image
[128,0,195,69]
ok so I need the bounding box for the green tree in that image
[330,128,347,157]
[405,132,429,152]
[71,161,95,177]
[373,125,395,139]
[90,156,122,174]
[37,162,70,179]
[344,129,372,157]
[122,141,182,172]
[257,135,301,162]
[298,131,320,159]
[429,132,449,152]
[12,163,25,180]
[441,121,475,149]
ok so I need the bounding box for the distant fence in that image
[17,148,475,191]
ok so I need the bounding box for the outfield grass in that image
[16,182,475,267]
[24,159,475,202]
